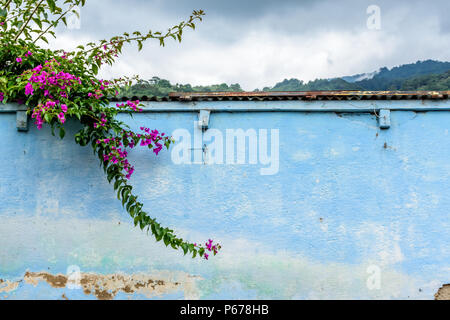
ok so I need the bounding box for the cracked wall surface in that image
[0,109,449,300]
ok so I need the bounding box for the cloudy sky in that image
[49,0,450,90]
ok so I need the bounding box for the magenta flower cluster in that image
[194,239,222,260]
[31,100,65,129]
[97,137,135,179]
[94,42,121,65]
[204,239,221,260]
[96,126,169,180]
[139,127,164,155]
[22,59,82,129]
[86,79,113,101]
[93,113,108,129]
[0,92,4,102]
[16,51,33,64]
[116,100,143,112]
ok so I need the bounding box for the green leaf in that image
[154,225,163,242]
[163,234,170,247]
[121,187,131,206]
[114,179,122,190]
[44,113,52,123]
[117,185,125,200]
[46,0,57,12]
[126,197,135,212]
[59,126,65,139]
[181,243,188,255]
[129,205,136,217]
[32,18,42,29]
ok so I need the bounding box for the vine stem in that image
[13,0,45,41]
[81,15,202,55]
[2,0,12,10]
[3,3,32,23]
[33,4,76,44]
[4,12,24,23]
[82,33,170,55]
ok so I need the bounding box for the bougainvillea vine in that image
[0,0,221,260]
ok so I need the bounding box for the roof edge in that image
[109,91,450,102]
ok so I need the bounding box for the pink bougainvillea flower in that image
[57,112,66,124]
[152,142,163,156]
[25,83,34,96]
[206,239,213,251]
[61,104,68,113]
[16,57,22,63]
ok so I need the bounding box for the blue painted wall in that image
[0,105,449,299]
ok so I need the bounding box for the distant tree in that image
[119,60,450,96]
[119,77,243,97]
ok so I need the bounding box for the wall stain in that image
[435,284,450,300]
[383,142,397,151]
[23,271,199,300]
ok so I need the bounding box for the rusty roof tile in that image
[110,91,450,102]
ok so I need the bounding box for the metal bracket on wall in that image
[198,110,211,130]
[378,109,391,129]
[16,110,28,132]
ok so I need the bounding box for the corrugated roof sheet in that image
[110,91,450,102]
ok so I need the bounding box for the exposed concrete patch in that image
[24,271,200,300]
[0,279,20,294]
[435,284,450,300]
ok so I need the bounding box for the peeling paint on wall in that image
[0,271,201,300]
[435,284,450,300]
[23,271,200,300]
[0,279,20,294]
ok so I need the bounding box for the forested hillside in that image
[119,77,243,97]
[119,60,450,97]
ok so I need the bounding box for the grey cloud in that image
[50,0,450,89]
[66,0,450,43]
